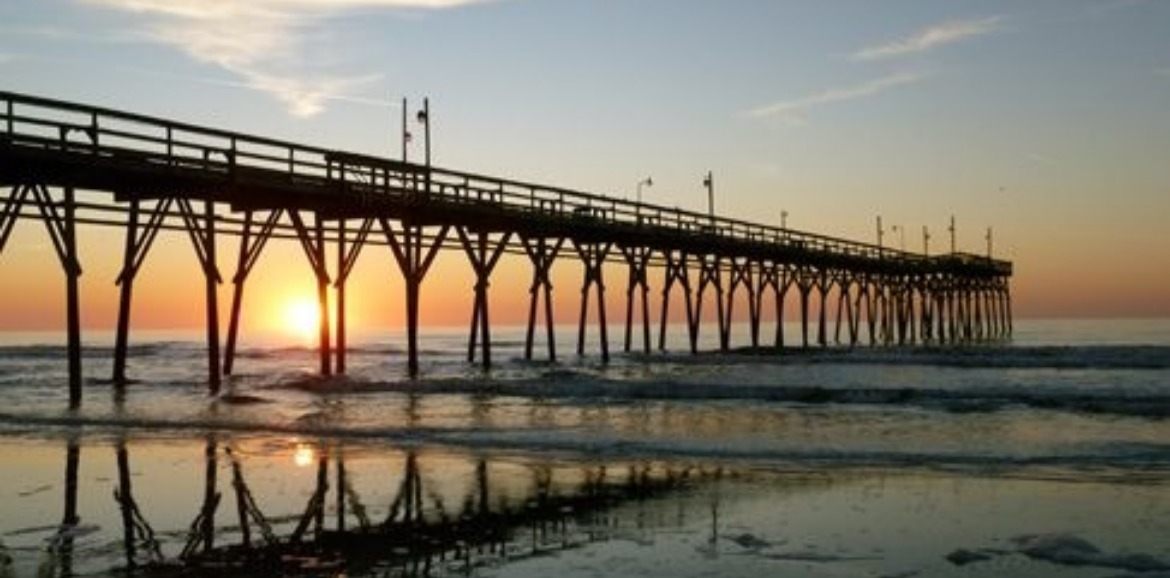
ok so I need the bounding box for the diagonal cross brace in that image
[176,199,222,284]
[115,199,174,286]
[289,210,332,284]
[379,219,450,281]
[29,184,82,276]
[0,184,31,255]
[230,209,283,285]
[336,217,375,287]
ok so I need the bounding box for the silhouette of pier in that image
[0,91,1013,405]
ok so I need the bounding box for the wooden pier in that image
[0,91,1013,405]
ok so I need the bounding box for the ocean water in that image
[1,318,1169,577]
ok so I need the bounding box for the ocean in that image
[1,318,1168,577]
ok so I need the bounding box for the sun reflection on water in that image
[293,443,315,467]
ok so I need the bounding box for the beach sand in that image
[2,433,1168,577]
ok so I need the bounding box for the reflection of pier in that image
[0,91,1012,404]
[40,438,718,577]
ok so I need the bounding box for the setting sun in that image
[283,298,320,341]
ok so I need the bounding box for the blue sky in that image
[2,0,1169,316]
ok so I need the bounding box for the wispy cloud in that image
[74,0,497,117]
[1027,152,1056,166]
[851,16,1002,62]
[744,72,922,125]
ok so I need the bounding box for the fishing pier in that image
[0,91,1013,406]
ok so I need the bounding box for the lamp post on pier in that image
[891,224,906,251]
[923,226,931,255]
[949,215,957,254]
[636,176,653,222]
[876,215,884,250]
[636,177,653,204]
[703,171,715,225]
[781,210,788,230]
[416,98,431,169]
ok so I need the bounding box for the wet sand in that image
[2,433,1168,577]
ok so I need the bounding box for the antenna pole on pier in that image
[401,97,409,163]
[419,98,431,168]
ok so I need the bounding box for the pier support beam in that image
[726,258,756,350]
[178,199,222,394]
[113,199,172,385]
[223,210,281,376]
[335,218,374,374]
[919,281,934,343]
[776,265,795,348]
[1005,283,1014,337]
[521,236,564,362]
[19,185,84,406]
[753,262,779,350]
[941,285,955,344]
[573,240,613,362]
[621,246,653,354]
[794,268,815,349]
[659,250,695,353]
[860,278,879,346]
[835,276,857,346]
[457,228,511,368]
[382,219,449,378]
[814,270,831,348]
[893,279,909,345]
[290,211,333,376]
[694,254,726,351]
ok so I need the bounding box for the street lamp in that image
[985,227,993,258]
[636,177,653,204]
[948,215,957,254]
[781,210,788,230]
[416,97,431,168]
[923,226,931,255]
[891,224,906,251]
[703,171,714,224]
[876,215,884,249]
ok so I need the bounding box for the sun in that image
[283,298,320,341]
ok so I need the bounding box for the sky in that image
[0,0,1168,336]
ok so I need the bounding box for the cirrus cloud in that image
[75,0,498,117]
[851,16,1003,62]
[744,72,923,125]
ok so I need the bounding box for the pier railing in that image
[0,90,1011,277]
